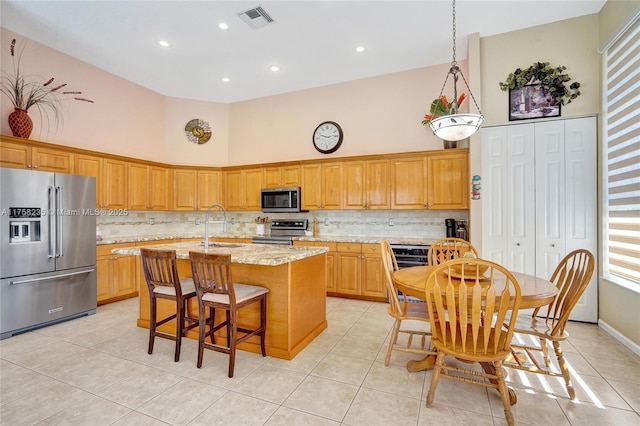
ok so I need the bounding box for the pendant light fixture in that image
[428,0,483,141]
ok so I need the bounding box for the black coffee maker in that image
[445,218,457,238]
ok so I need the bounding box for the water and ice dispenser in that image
[8,207,42,243]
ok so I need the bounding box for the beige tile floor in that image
[1,296,639,425]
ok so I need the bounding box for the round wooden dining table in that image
[392,265,558,405]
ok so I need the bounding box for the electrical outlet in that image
[231,217,236,224]
[324,218,330,226]
[149,218,155,225]
[388,218,395,226]
[195,218,200,225]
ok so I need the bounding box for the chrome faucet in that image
[204,203,227,249]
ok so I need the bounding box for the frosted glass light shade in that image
[429,113,484,141]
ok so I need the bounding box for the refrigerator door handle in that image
[9,268,96,286]
[56,185,63,258]
[48,186,56,259]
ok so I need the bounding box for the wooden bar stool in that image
[140,248,199,362]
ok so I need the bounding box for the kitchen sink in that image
[199,242,243,248]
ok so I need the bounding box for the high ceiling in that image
[0,1,606,103]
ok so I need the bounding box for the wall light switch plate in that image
[149,218,155,225]
[324,218,330,226]
[195,218,200,225]
[388,218,394,226]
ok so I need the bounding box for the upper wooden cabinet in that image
[343,159,390,209]
[75,154,127,209]
[426,151,469,209]
[301,162,343,210]
[224,168,263,210]
[391,156,428,209]
[1,139,73,173]
[128,162,171,210]
[173,168,221,210]
[391,151,469,210]
[263,165,300,188]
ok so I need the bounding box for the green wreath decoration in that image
[499,62,581,105]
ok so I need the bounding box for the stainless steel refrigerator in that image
[1,167,97,339]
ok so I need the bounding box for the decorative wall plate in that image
[184,118,212,144]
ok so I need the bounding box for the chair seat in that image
[153,277,196,297]
[512,315,569,340]
[202,283,268,305]
[388,301,430,321]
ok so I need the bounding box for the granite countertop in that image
[98,233,435,246]
[111,241,328,266]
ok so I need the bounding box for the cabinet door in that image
[361,253,385,297]
[0,140,31,168]
[337,252,361,295]
[75,154,103,208]
[198,170,221,210]
[225,170,245,210]
[114,255,136,297]
[173,169,197,210]
[366,160,390,209]
[343,161,365,209]
[96,255,112,303]
[103,158,128,209]
[128,163,149,210]
[244,168,263,210]
[281,165,301,187]
[263,167,282,188]
[301,164,322,210]
[322,163,343,209]
[426,152,469,209]
[31,147,73,173]
[391,157,427,209]
[149,166,171,210]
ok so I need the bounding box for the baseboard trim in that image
[598,319,640,357]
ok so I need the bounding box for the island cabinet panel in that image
[128,162,171,210]
[301,162,342,210]
[225,168,263,210]
[135,247,328,360]
[294,241,337,292]
[426,151,469,209]
[263,165,300,188]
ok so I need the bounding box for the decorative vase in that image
[8,108,33,139]
[443,140,457,149]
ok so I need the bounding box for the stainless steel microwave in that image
[260,187,303,213]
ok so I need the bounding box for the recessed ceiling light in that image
[218,22,229,30]
[269,65,282,72]
[355,46,366,53]
[157,40,171,48]
[222,77,230,82]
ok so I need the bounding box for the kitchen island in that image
[112,241,328,360]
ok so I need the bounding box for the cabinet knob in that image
[551,244,555,247]
[516,243,520,246]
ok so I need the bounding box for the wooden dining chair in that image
[189,251,269,378]
[380,240,434,366]
[140,248,199,362]
[427,237,478,265]
[505,249,595,400]
[424,258,521,426]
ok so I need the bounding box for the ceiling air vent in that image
[237,6,275,29]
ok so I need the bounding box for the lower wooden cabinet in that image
[295,241,385,301]
[96,244,136,305]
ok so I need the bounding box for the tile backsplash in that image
[97,209,468,240]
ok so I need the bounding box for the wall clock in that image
[185,118,212,144]
[312,121,343,154]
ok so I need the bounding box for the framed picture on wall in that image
[509,84,561,121]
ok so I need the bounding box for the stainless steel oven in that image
[251,219,308,245]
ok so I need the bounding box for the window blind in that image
[604,15,640,285]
